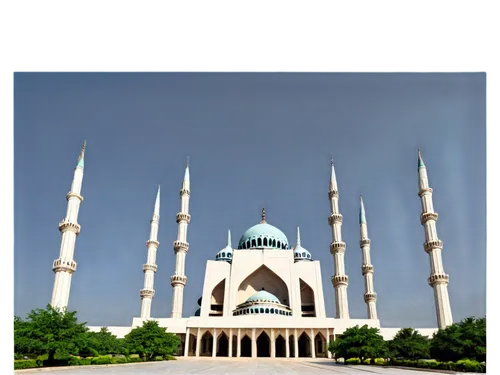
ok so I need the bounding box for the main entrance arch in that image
[237,265,290,306]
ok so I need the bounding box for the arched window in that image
[272,239,276,247]
[263,238,268,246]
[277,241,281,248]
[222,252,225,257]
[257,238,262,247]
[251,239,256,247]
[302,252,306,257]
[307,254,310,259]
[260,308,264,313]
[228,253,232,258]
[247,240,250,248]
[270,308,274,314]
[265,308,269,313]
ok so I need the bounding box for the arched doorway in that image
[298,332,310,357]
[241,335,251,357]
[257,331,270,357]
[275,335,286,357]
[217,332,229,357]
[315,332,327,358]
[200,331,213,356]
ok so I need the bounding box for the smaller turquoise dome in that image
[215,230,233,263]
[246,290,281,304]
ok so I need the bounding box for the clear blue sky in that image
[14,73,486,328]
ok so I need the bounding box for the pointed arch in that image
[299,278,316,317]
[257,331,270,357]
[315,332,327,358]
[210,279,225,316]
[237,265,289,306]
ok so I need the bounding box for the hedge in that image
[340,357,485,373]
[14,353,175,370]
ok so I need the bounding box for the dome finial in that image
[260,208,266,223]
[227,229,231,248]
[296,226,301,246]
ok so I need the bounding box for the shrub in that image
[14,359,41,370]
[153,356,164,361]
[363,358,371,365]
[165,354,177,360]
[91,356,112,365]
[374,358,385,365]
[127,356,144,363]
[111,357,128,364]
[345,358,361,365]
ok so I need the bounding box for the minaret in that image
[359,196,378,319]
[50,141,86,310]
[170,159,191,318]
[418,149,453,329]
[140,186,160,319]
[328,154,349,319]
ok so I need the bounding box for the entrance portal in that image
[241,335,251,357]
[275,335,286,357]
[217,333,229,357]
[298,332,310,357]
[257,332,270,357]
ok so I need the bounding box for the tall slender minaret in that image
[328,155,349,319]
[359,196,378,319]
[418,149,453,329]
[140,186,160,319]
[50,141,86,310]
[170,159,191,319]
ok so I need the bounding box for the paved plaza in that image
[17,358,453,374]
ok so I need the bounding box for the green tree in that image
[14,305,89,362]
[87,327,123,355]
[124,320,180,360]
[430,316,486,362]
[328,325,388,361]
[388,328,430,359]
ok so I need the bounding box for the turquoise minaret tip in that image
[76,140,86,169]
[418,148,425,168]
[359,195,366,224]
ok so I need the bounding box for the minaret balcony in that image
[170,275,187,287]
[180,189,190,197]
[328,190,339,200]
[364,292,377,303]
[359,239,371,247]
[140,288,155,299]
[146,239,160,248]
[424,239,443,253]
[331,275,349,287]
[361,264,374,275]
[428,273,449,286]
[328,214,343,226]
[418,187,433,197]
[173,240,189,252]
[58,219,81,235]
[143,264,157,272]
[66,192,83,202]
[52,258,77,273]
[176,212,191,224]
[421,212,439,225]
[330,241,346,254]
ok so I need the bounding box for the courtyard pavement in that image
[16,357,458,374]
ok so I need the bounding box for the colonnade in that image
[183,327,335,358]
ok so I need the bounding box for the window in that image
[222,252,225,257]
[251,239,256,247]
[302,252,306,257]
[257,238,262,247]
[270,308,274,314]
[263,238,268,246]
[265,308,269,313]
[307,254,310,259]
[247,240,250,248]
[277,241,281,248]
[228,253,232,258]
[260,308,264,313]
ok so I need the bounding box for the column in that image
[237,329,241,357]
[271,329,276,358]
[310,329,316,358]
[184,327,190,357]
[196,328,201,357]
[285,328,290,358]
[294,329,299,358]
[326,328,332,359]
[212,328,217,357]
[229,328,233,357]
[252,328,257,358]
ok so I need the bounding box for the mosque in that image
[49,142,452,358]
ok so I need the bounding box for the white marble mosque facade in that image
[52,143,452,358]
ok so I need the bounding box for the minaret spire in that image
[227,229,232,247]
[417,149,453,328]
[50,142,86,309]
[171,161,191,318]
[327,153,349,319]
[140,186,161,319]
[296,226,301,246]
[359,195,378,319]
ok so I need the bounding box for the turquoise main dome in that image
[246,290,281,304]
[237,222,289,250]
